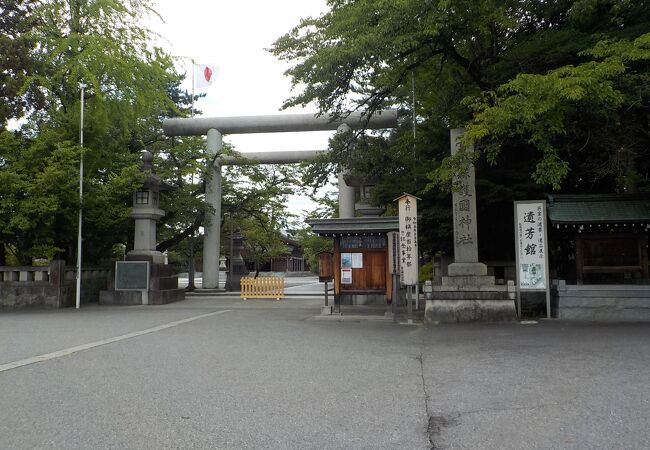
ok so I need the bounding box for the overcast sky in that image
[148,0,334,218]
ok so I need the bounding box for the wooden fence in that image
[240,276,285,300]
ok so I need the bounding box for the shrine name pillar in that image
[203,128,223,289]
[424,128,517,323]
[447,128,487,277]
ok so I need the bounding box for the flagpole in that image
[75,82,86,310]
[191,59,195,119]
[188,58,196,290]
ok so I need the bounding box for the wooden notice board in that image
[334,236,387,294]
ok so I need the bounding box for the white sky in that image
[148,0,335,219]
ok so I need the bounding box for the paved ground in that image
[1,297,648,449]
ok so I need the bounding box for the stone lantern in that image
[343,174,386,217]
[128,150,174,264]
[99,150,184,306]
[225,231,248,291]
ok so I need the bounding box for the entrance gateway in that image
[162,111,399,289]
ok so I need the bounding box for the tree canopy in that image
[273,0,650,259]
[0,0,325,270]
[0,0,181,264]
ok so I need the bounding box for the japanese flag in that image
[195,63,217,88]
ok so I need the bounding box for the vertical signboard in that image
[396,193,420,286]
[514,200,550,318]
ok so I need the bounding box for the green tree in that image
[222,161,302,275]
[273,0,650,260]
[0,0,180,265]
[292,226,332,274]
[0,0,42,126]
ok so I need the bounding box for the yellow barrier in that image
[240,276,285,300]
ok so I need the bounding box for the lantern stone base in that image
[127,250,166,265]
[425,280,517,323]
[99,255,184,306]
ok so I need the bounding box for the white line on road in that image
[0,309,232,374]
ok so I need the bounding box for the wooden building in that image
[548,194,650,284]
[548,194,650,321]
[253,236,306,273]
[307,217,399,305]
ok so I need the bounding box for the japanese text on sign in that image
[453,173,474,248]
[397,194,419,285]
[515,202,548,290]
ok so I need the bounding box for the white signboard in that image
[341,269,352,284]
[351,253,363,269]
[396,194,419,286]
[515,201,549,290]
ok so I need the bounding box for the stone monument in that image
[99,151,185,305]
[425,129,517,322]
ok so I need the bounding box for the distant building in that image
[249,236,306,273]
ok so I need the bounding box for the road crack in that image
[418,335,458,449]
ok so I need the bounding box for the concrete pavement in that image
[421,322,650,449]
[1,297,648,449]
[178,273,332,296]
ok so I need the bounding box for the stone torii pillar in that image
[163,111,398,289]
[203,129,222,289]
[336,123,356,219]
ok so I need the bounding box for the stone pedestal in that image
[426,282,517,323]
[99,255,185,306]
[447,262,486,276]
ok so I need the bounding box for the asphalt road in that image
[177,273,324,294]
[1,297,648,449]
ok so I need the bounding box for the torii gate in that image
[162,111,398,289]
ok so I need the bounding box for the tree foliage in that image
[222,161,301,273]
[273,0,650,259]
[0,0,180,264]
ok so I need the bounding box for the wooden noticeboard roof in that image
[306,217,399,236]
[393,192,422,202]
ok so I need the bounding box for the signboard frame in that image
[514,200,551,319]
[115,261,150,291]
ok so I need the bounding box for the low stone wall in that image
[0,261,109,308]
[553,280,650,321]
[99,261,184,306]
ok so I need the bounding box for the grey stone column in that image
[337,123,356,218]
[448,128,486,276]
[203,128,223,289]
